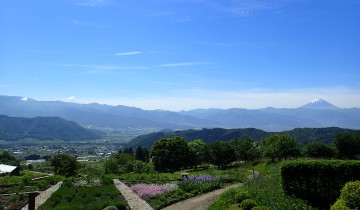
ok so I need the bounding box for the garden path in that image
[20,181,63,210]
[161,169,260,210]
[161,183,243,210]
[113,179,154,210]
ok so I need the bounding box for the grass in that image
[207,161,318,210]
[114,165,248,184]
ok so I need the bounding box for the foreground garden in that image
[0,171,62,210]
[2,132,360,209]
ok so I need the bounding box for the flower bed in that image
[146,175,221,209]
[179,175,221,193]
[130,183,178,199]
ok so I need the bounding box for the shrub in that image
[331,199,351,210]
[241,199,258,210]
[234,191,251,203]
[252,206,270,210]
[281,160,360,209]
[340,181,360,209]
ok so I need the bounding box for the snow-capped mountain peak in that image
[300,99,339,110]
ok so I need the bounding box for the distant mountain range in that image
[0,95,359,132]
[0,115,99,141]
[127,127,359,149]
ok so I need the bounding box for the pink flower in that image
[130,184,176,199]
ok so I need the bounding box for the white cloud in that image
[115,52,142,56]
[60,64,147,74]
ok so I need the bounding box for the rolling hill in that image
[0,115,99,141]
[127,127,358,149]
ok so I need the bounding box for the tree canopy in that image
[207,141,236,169]
[188,139,207,169]
[334,134,360,159]
[230,137,260,162]
[304,142,336,159]
[261,134,300,161]
[150,137,190,172]
[50,154,79,177]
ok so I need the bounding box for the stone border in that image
[21,181,63,210]
[113,179,153,210]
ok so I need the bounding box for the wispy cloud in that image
[158,62,209,67]
[115,52,142,56]
[60,64,147,74]
[73,0,111,7]
[207,0,281,17]
[73,20,107,28]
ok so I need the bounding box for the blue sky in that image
[1,0,359,110]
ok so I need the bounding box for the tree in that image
[208,141,236,169]
[304,142,336,159]
[50,154,79,177]
[104,152,136,174]
[151,137,190,172]
[188,139,207,170]
[334,134,360,159]
[135,146,149,162]
[0,150,19,166]
[121,147,134,155]
[260,134,300,161]
[230,137,260,162]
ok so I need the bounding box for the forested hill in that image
[128,127,358,149]
[0,115,99,141]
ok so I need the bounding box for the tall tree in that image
[304,142,336,159]
[151,137,190,172]
[230,137,260,162]
[50,154,79,177]
[104,152,136,174]
[261,134,300,161]
[135,146,149,162]
[334,134,360,159]
[122,147,134,155]
[188,139,207,170]
[0,150,19,166]
[208,141,236,169]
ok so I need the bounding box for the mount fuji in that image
[300,99,339,110]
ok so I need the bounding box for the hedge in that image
[281,160,360,209]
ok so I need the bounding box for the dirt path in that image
[161,183,243,210]
[161,170,259,210]
[20,181,63,210]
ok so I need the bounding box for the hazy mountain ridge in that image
[0,95,359,132]
[127,127,358,149]
[0,115,99,141]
